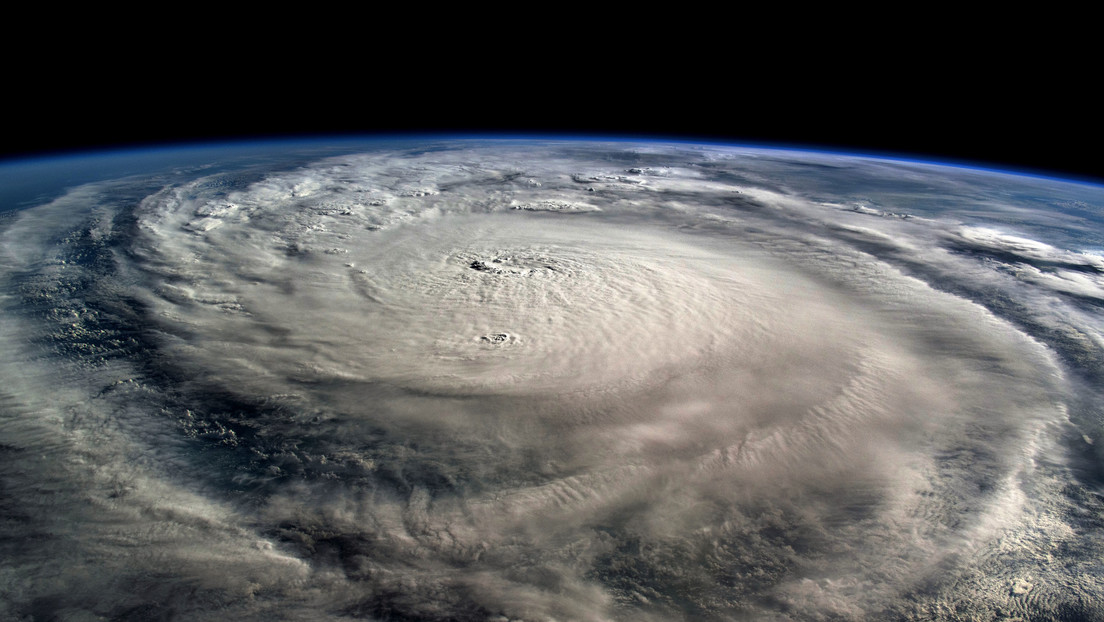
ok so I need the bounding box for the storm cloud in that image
[2,140,1103,621]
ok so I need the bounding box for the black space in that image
[5,53,1098,184]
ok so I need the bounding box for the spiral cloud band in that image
[2,140,1103,620]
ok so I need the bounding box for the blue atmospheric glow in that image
[2,133,1101,203]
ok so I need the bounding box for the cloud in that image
[2,141,1103,620]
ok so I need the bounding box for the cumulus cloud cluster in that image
[2,141,1104,620]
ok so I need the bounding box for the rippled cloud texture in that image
[3,140,1104,620]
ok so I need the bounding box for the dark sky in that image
[5,52,1098,184]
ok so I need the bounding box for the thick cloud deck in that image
[2,140,1104,621]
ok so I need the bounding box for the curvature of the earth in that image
[2,138,1104,621]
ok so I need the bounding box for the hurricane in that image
[2,139,1103,621]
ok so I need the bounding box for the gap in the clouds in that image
[829,223,1104,497]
